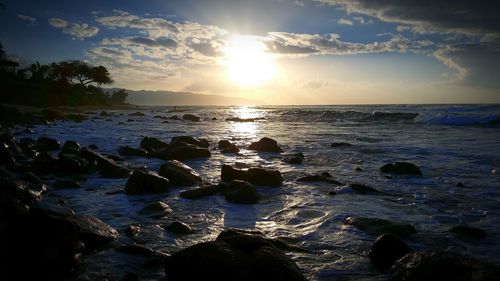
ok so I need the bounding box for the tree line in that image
[0,41,127,107]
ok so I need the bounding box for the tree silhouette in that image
[50,60,113,86]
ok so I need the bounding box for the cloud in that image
[48,18,99,39]
[433,45,468,81]
[17,14,37,24]
[95,10,178,36]
[315,0,500,38]
[337,18,353,25]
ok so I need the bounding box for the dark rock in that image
[223,180,261,204]
[19,171,42,183]
[140,136,168,151]
[345,217,417,238]
[103,153,124,162]
[349,183,383,195]
[72,215,119,250]
[171,136,209,148]
[53,179,80,189]
[41,109,65,121]
[88,144,98,149]
[221,165,283,186]
[390,251,500,281]
[169,115,180,120]
[125,170,171,195]
[380,162,422,176]
[65,114,87,123]
[31,152,58,174]
[369,234,414,272]
[100,110,110,117]
[296,172,342,185]
[79,148,131,178]
[56,153,92,174]
[37,137,61,151]
[118,146,148,157]
[139,201,172,218]
[152,141,211,161]
[0,179,47,219]
[219,140,239,153]
[180,185,220,199]
[183,114,200,122]
[158,160,202,186]
[456,182,465,187]
[130,111,146,116]
[248,137,283,153]
[354,167,363,171]
[164,229,307,281]
[61,140,81,155]
[227,117,262,122]
[164,221,194,235]
[116,244,168,258]
[282,152,304,164]
[121,272,140,281]
[449,225,487,240]
[331,142,352,148]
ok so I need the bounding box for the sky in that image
[1,0,500,104]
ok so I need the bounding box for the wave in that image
[276,109,419,123]
[418,114,500,125]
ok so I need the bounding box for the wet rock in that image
[56,153,92,174]
[100,110,110,117]
[282,152,304,164]
[65,114,87,123]
[223,180,261,204]
[41,109,65,121]
[61,140,81,155]
[31,151,58,174]
[88,144,98,149]
[183,114,200,122]
[0,179,47,219]
[130,111,146,117]
[248,137,283,153]
[227,117,261,122]
[219,139,239,153]
[140,136,168,151]
[331,142,353,148]
[139,201,172,218]
[354,167,363,172]
[449,224,487,240]
[164,221,194,235]
[345,217,417,238]
[121,272,140,281]
[80,148,131,178]
[171,136,209,148]
[221,165,283,186]
[116,244,168,258]
[53,179,80,189]
[164,229,307,281]
[158,160,202,186]
[19,171,42,183]
[36,136,61,151]
[180,185,220,199]
[296,172,342,185]
[72,215,119,250]
[169,115,180,120]
[390,251,500,281]
[118,146,148,157]
[125,170,171,195]
[369,234,414,272]
[349,183,383,195]
[380,162,422,176]
[152,141,211,161]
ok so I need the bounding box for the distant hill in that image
[107,89,261,106]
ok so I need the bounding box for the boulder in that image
[248,137,283,153]
[36,137,60,151]
[348,183,383,195]
[345,217,417,238]
[164,229,307,281]
[164,221,194,235]
[369,234,414,272]
[129,111,146,116]
[140,136,168,151]
[169,115,180,120]
[139,201,172,218]
[53,179,80,189]
[152,141,211,161]
[331,142,353,148]
[56,153,92,174]
[183,114,200,122]
[118,146,148,157]
[61,140,81,155]
[72,215,119,250]
[390,251,500,281]
[171,136,209,148]
[158,160,202,186]
[449,225,487,240]
[380,162,422,176]
[180,185,221,199]
[100,110,110,117]
[79,148,131,178]
[219,140,239,153]
[125,170,171,195]
[0,179,47,220]
[221,165,283,186]
[296,172,342,185]
[282,152,304,164]
[223,180,261,204]
[31,151,58,174]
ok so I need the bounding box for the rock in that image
[125,170,171,195]
[223,180,261,204]
[72,215,119,250]
[79,148,131,178]
[390,251,500,281]
[227,117,262,122]
[19,171,42,183]
[219,140,239,153]
[36,137,60,151]
[100,110,110,117]
[369,234,414,272]
[116,244,168,258]
[380,162,422,176]
[0,179,47,220]
[449,225,487,240]
[248,137,283,153]
[171,136,209,148]
[158,160,202,186]
[88,144,98,149]
[53,179,80,189]
[118,146,148,157]
[345,217,417,238]
[330,142,353,148]
[41,109,65,121]
[183,114,200,122]
[31,151,58,174]
[61,140,81,155]
[221,165,283,186]
[65,114,88,123]
[164,221,194,235]
[282,152,304,164]
[169,115,180,120]
[349,183,383,195]
[139,201,172,218]
[180,185,220,199]
[56,153,92,174]
[164,229,307,281]
[296,172,342,185]
[140,136,168,151]
[152,141,211,161]
[130,111,146,116]
[354,167,363,171]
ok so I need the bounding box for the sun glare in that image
[224,35,276,86]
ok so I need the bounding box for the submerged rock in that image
[390,251,500,281]
[369,234,414,272]
[219,139,239,153]
[449,224,487,240]
[65,114,87,122]
[139,201,172,218]
[60,140,80,155]
[248,137,283,153]
[164,221,194,235]
[180,185,221,199]
[380,162,422,176]
[345,217,417,238]
[158,160,202,186]
[125,170,171,195]
[183,114,200,122]
[140,136,168,151]
[118,146,148,157]
[171,136,209,148]
[330,142,352,148]
[53,179,80,189]
[152,141,211,161]
[164,229,307,281]
[223,180,261,204]
[296,172,342,185]
[129,111,146,117]
[348,183,384,195]
[72,215,119,250]
[36,137,60,151]
[221,165,283,186]
[80,148,131,178]
[282,152,305,164]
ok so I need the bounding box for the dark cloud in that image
[189,42,221,57]
[266,40,319,54]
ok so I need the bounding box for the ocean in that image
[13,104,500,280]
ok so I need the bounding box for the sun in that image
[224,35,277,86]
